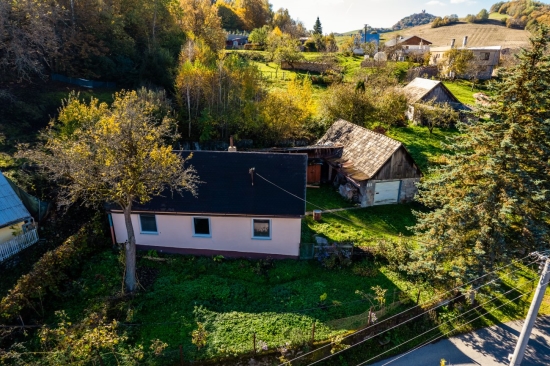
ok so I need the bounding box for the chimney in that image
[228,135,237,152]
[462,36,468,48]
[450,39,456,48]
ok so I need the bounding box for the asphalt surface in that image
[369,316,550,366]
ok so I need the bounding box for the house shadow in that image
[370,316,550,366]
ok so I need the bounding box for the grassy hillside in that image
[380,21,530,48]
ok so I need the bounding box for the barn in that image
[317,119,422,207]
[403,77,466,121]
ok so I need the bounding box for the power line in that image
[279,256,538,366]
[353,277,539,366]
[362,280,548,366]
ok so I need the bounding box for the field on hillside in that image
[381,21,530,48]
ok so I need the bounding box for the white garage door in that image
[374,181,401,205]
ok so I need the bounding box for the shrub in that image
[351,261,378,277]
[0,215,107,322]
[317,243,353,269]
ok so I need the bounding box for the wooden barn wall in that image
[422,86,455,104]
[371,147,421,181]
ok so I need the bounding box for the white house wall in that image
[111,213,301,258]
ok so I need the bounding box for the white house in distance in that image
[0,172,39,262]
[107,151,307,259]
[430,37,501,80]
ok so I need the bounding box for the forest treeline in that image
[491,0,550,30]
[0,0,272,87]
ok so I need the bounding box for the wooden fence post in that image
[179,345,183,366]
[416,290,422,305]
[253,332,257,355]
[311,322,316,343]
[368,306,373,325]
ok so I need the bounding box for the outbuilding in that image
[107,151,307,259]
[317,120,422,207]
[0,172,39,261]
[403,77,466,121]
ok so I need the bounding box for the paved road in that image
[370,316,550,366]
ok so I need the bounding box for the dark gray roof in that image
[108,151,307,217]
[317,120,403,181]
[0,172,31,228]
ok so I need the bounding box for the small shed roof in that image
[317,119,403,181]
[0,172,31,229]
[403,77,460,104]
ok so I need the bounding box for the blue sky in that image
[268,0,547,33]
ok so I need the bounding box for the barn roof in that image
[317,119,403,181]
[0,172,32,229]
[385,35,433,47]
[107,151,307,217]
[403,77,460,104]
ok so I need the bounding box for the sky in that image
[267,0,544,33]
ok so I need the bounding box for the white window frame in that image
[139,214,158,235]
[251,218,271,240]
[192,217,212,238]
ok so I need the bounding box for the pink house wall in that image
[111,213,301,257]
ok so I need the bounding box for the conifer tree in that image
[409,27,550,284]
[313,17,322,35]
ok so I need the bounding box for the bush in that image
[0,216,107,322]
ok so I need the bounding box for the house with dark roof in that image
[403,77,468,121]
[107,151,307,259]
[317,120,422,207]
[0,172,39,262]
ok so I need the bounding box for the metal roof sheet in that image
[0,172,31,228]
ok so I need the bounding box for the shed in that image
[0,172,39,261]
[403,77,466,120]
[317,120,422,207]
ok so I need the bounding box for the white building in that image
[108,151,307,259]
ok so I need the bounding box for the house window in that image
[480,52,490,60]
[193,217,211,237]
[252,219,271,240]
[139,214,158,234]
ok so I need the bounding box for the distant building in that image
[384,35,432,55]
[226,34,249,49]
[429,37,501,80]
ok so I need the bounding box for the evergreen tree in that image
[409,27,550,284]
[313,17,322,35]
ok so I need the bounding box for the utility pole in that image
[509,252,550,366]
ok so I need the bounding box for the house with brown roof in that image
[316,120,421,207]
[384,35,432,56]
[403,77,468,121]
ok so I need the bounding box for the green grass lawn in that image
[46,249,420,363]
[489,12,510,20]
[387,125,460,172]
[302,202,419,245]
[442,79,494,105]
[305,185,356,212]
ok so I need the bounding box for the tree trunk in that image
[123,204,137,292]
